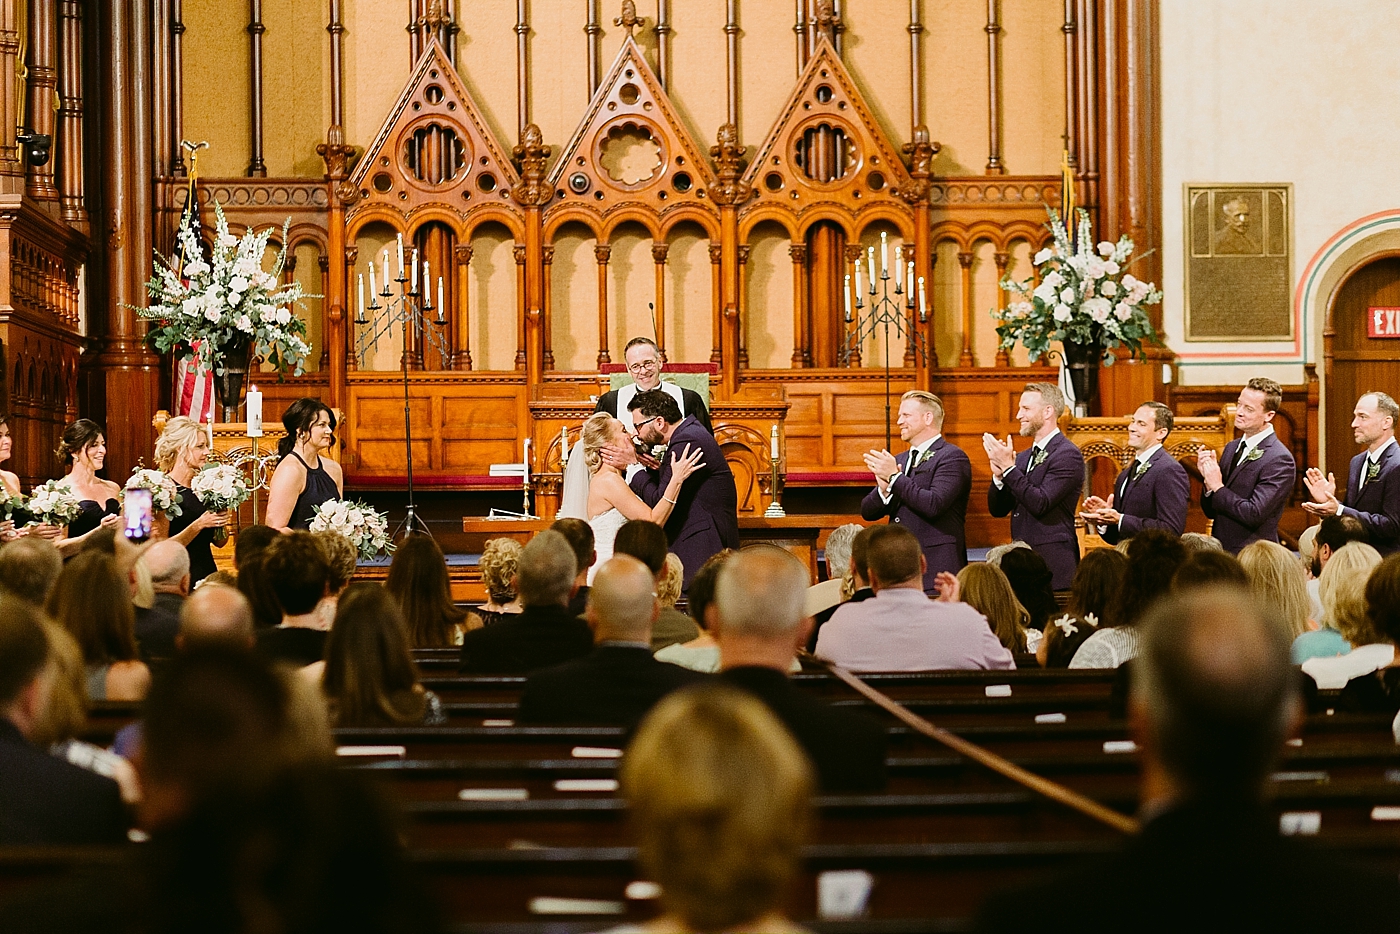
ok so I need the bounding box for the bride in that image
[560,412,704,582]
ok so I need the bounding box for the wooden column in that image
[709,243,722,365]
[1061,0,1077,175]
[56,0,84,228]
[924,251,937,372]
[510,124,549,386]
[316,0,350,408]
[957,250,975,367]
[25,0,58,201]
[993,251,1010,366]
[651,242,668,359]
[513,243,528,372]
[0,0,23,190]
[585,0,600,97]
[541,244,554,370]
[654,0,671,90]
[984,0,1004,175]
[171,0,185,174]
[451,243,472,370]
[595,243,611,367]
[515,0,529,136]
[246,0,266,177]
[1076,0,1098,211]
[152,0,170,179]
[341,248,356,373]
[790,243,810,367]
[317,254,330,371]
[737,245,750,367]
[842,244,862,367]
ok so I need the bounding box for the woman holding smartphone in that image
[265,398,343,532]
[155,415,230,583]
[54,419,123,555]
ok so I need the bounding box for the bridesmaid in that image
[265,397,343,532]
[55,419,123,555]
[154,415,230,584]
[0,415,25,542]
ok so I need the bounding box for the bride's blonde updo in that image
[582,412,618,473]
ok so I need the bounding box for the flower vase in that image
[214,338,252,423]
[1061,340,1101,418]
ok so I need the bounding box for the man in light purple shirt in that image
[814,525,1015,672]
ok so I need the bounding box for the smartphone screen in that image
[123,488,153,543]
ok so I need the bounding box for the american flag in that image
[172,169,213,424]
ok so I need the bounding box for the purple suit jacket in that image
[1201,431,1296,554]
[1341,442,1400,554]
[987,431,1085,589]
[860,437,971,592]
[630,415,740,588]
[1101,445,1190,545]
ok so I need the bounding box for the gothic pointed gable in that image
[347,39,520,222]
[740,37,912,225]
[545,34,716,228]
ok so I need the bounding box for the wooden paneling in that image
[1325,255,1400,493]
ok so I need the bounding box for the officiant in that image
[594,337,712,434]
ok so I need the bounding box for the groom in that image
[612,389,738,589]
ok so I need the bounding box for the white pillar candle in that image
[522,437,531,485]
[844,273,852,318]
[770,424,779,458]
[437,276,444,313]
[411,250,419,291]
[907,261,915,297]
[397,234,404,274]
[422,259,429,296]
[382,252,389,293]
[918,276,927,317]
[855,263,862,299]
[246,386,263,437]
[560,426,569,462]
[368,261,376,298]
[894,247,903,291]
[866,246,875,291]
[880,231,888,274]
[357,274,365,319]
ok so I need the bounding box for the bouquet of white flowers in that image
[25,480,83,527]
[0,488,26,522]
[308,499,394,561]
[126,468,183,517]
[189,464,252,513]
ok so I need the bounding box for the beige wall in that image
[181,0,1065,372]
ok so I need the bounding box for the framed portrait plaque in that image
[1183,184,1292,341]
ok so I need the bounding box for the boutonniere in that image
[1367,459,1382,484]
[1132,460,1151,482]
[1028,447,1048,471]
[1242,446,1263,465]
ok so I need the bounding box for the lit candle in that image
[560,426,569,462]
[907,261,914,297]
[382,251,389,294]
[422,259,429,297]
[894,246,903,291]
[866,246,875,291]
[918,276,927,318]
[437,276,444,312]
[770,424,780,459]
[396,234,404,275]
[411,250,419,291]
[246,385,263,438]
[880,231,888,274]
[357,274,365,320]
[206,398,214,446]
[844,273,852,319]
[855,263,862,299]
[368,261,376,298]
[522,437,531,486]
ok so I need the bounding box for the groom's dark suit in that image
[860,437,971,593]
[1340,441,1400,554]
[1201,430,1295,554]
[1100,445,1190,545]
[630,415,739,588]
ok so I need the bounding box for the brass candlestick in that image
[765,455,786,518]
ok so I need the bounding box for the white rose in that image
[1059,287,1075,304]
[236,315,253,332]
[1083,297,1112,323]
[1104,261,1120,276]
[1100,280,1118,297]
[229,276,250,294]
[1043,271,1064,288]
[1114,301,1133,321]
[1033,248,1054,265]
[275,307,292,325]
[1097,241,1114,257]
[204,306,222,322]
[1053,304,1072,322]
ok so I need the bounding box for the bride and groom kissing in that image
[560,390,739,590]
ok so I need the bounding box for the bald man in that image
[178,584,255,652]
[134,540,191,661]
[517,555,707,727]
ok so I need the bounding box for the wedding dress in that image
[559,440,627,584]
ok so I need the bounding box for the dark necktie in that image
[906,449,922,474]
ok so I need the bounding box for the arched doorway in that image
[1325,254,1400,486]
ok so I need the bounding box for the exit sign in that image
[1369,307,1400,338]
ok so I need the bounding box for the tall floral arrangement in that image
[992,208,1162,365]
[134,201,313,376]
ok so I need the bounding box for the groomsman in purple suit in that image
[1080,401,1190,545]
[984,382,1085,590]
[1302,391,1400,554]
[860,391,972,594]
[1199,377,1297,554]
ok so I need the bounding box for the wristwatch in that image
[886,471,900,486]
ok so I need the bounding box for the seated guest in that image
[654,554,696,648]
[985,540,1031,564]
[1040,549,1127,667]
[48,551,151,701]
[806,522,862,618]
[717,546,887,791]
[384,534,467,647]
[1178,531,1224,553]
[237,550,283,630]
[459,529,593,673]
[1294,541,1381,663]
[1302,551,1400,705]
[818,526,1014,672]
[616,685,810,934]
[234,523,279,572]
[0,536,62,605]
[1306,514,1369,620]
[518,556,707,727]
[957,562,1033,655]
[1172,550,1247,591]
[178,584,256,651]
[310,529,356,630]
[463,537,523,629]
[133,539,191,662]
[614,518,699,651]
[654,550,785,673]
[1071,529,1186,669]
[1239,540,1313,645]
[997,547,1059,634]
[978,585,1400,931]
[550,517,596,618]
[0,600,126,844]
[255,531,333,668]
[319,583,446,728]
[809,526,876,648]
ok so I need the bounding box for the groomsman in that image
[984,382,1085,590]
[1081,401,1190,545]
[861,391,972,594]
[1199,377,1296,554]
[1302,391,1400,554]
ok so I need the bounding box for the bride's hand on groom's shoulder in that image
[669,444,706,481]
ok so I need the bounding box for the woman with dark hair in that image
[1070,529,1186,669]
[319,583,446,727]
[0,415,26,543]
[385,534,466,648]
[996,548,1059,632]
[1040,549,1127,667]
[54,419,124,553]
[47,550,150,701]
[265,398,342,532]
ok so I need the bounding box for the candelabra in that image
[354,237,449,540]
[841,234,931,450]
